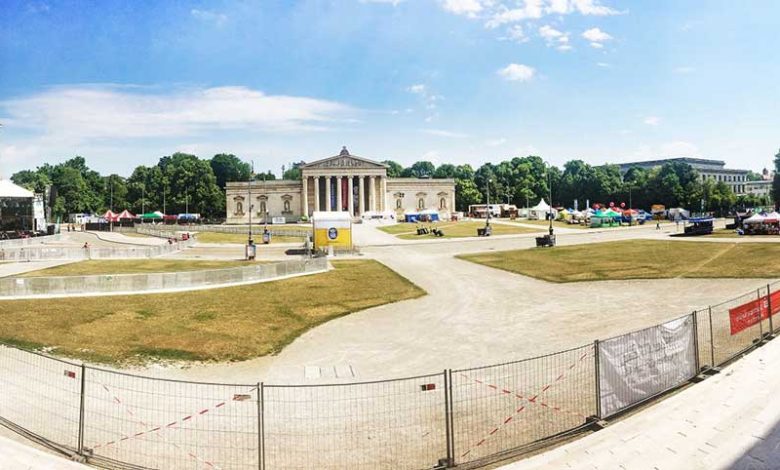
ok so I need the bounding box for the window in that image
[396,199,402,209]
[283,200,291,213]
[235,201,243,215]
[259,201,267,216]
[440,197,447,209]
[418,198,425,210]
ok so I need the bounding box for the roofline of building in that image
[617,157,727,168]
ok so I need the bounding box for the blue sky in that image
[1,0,778,176]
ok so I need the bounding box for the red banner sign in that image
[729,290,780,335]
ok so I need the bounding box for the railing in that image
[0,257,328,299]
[145,224,311,239]
[0,280,778,469]
[0,234,63,248]
[0,238,193,262]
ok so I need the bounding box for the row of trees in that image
[382,156,773,215]
[11,152,776,221]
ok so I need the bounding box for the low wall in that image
[145,224,311,238]
[0,256,328,299]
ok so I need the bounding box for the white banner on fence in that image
[598,315,696,417]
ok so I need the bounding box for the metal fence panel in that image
[83,368,259,470]
[264,373,448,470]
[597,314,696,418]
[0,345,82,451]
[708,289,765,366]
[451,344,596,467]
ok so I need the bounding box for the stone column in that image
[313,176,320,212]
[302,176,309,216]
[336,176,343,212]
[380,176,387,212]
[369,175,376,212]
[358,176,365,215]
[324,175,331,212]
[347,176,354,216]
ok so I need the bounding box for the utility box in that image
[312,211,352,251]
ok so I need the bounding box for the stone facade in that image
[225,147,456,223]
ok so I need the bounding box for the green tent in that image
[139,211,164,220]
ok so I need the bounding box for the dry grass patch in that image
[459,240,780,283]
[0,260,424,364]
[20,259,252,277]
[378,221,541,239]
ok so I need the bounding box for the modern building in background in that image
[225,147,456,223]
[618,157,750,195]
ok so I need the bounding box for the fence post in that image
[78,364,86,456]
[691,311,701,373]
[708,306,715,367]
[593,340,602,419]
[257,382,264,470]
[443,370,453,467]
[767,283,774,335]
[757,289,764,342]
[257,382,265,470]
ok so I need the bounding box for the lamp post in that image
[486,178,492,227]
[248,161,254,244]
[109,177,113,232]
[547,165,554,236]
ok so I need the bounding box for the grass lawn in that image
[704,228,780,239]
[0,260,424,364]
[195,231,305,244]
[378,221,542,239]
[20,259,253,277]
[459,240,780,283]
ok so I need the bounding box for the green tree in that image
[382,160,404,177]
[405,161,436,178]
[433,163,457,178]
[210,154,251,190]
[11,170,51,194]
[455,178,482,211]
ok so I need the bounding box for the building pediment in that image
[301,146,389,170]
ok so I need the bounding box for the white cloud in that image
[502,25,530,43]
[422,129,469,138]
[190,9,228,26]
[497,63,536,82]
[582,27,612,43]
[643,116,661,126]
[674,66,696,74]
[421,150,442,164]
[0,84,355,145]
[407,84,443,121]
[486,137,507,146]
[482,0,621,28]
[589,42,604,49]
[538,25,571,50]
[361,0,406,5]
[441,0,484,17]
[596,61,611,68]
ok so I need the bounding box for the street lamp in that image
[248,161,254,244]
[486,178,492,228]
[547,165,554,236]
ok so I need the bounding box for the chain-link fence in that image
[0,257,328,298]
[1,280,779,469]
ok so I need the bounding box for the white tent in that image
[528,199,555,220]
[743,213,766,224]
[0,179,34,198]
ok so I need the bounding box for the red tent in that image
[102,210,118,222]
[117,209,136,220]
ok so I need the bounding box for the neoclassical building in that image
[225,147,456,223]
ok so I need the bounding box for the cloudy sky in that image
[1,0,778,176]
